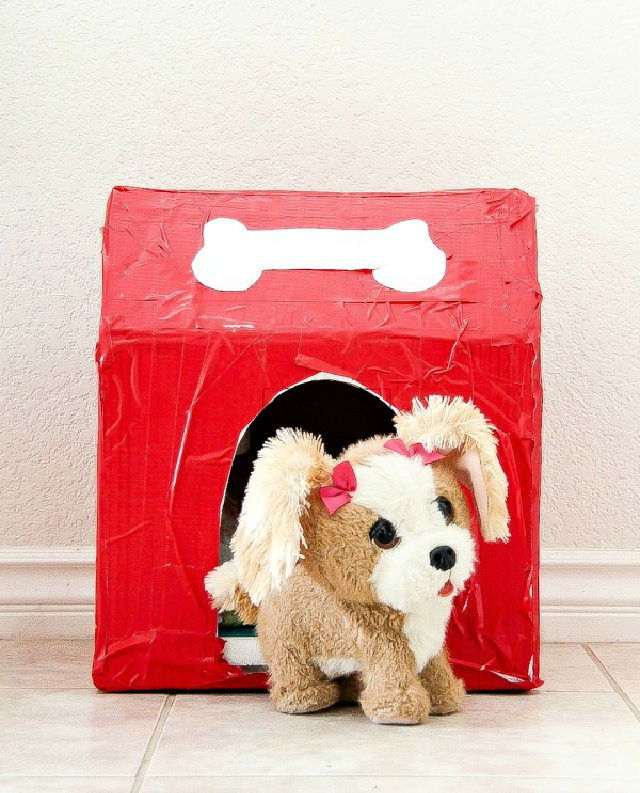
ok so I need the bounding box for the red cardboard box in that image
[94,187,542,692]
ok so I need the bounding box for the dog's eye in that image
[434,496,453,524]
[369,518,400,549]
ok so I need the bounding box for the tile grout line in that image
[582,644,640,722]
[125,774,640,780]
[129,694,176,793]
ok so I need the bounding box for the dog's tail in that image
[204,560,259,624]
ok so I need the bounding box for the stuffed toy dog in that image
[206,395,509,725]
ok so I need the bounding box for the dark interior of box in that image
[219,379,397,634]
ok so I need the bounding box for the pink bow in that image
[320,461,357,515]
[383,438,445,465]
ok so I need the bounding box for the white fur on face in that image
[351,453,476,614]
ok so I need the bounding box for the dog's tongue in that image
[437,580,454,597]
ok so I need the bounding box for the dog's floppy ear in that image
[232,428,331,604]
[394,396,509,542]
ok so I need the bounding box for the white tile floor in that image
[0,642,638,792]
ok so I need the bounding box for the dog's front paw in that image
[271,680,340,714]
[429,675,465,715]
[362,683,430,725]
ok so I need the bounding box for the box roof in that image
[100,188,539,342]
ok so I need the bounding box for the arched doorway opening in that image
[218,376,397,641]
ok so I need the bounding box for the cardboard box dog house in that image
[94,187,542,692]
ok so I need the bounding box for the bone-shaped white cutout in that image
[191,218,446,292]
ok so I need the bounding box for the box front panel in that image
[95,333,540,691]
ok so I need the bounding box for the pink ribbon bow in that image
[383,438,446,465]
[320,461,357,515]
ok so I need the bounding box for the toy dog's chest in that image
[314,599,451,678]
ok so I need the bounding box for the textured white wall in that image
[1,0,638,548]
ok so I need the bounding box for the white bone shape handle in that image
[191,218,446,293]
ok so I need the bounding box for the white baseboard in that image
[0,546,638,642]
[540,548,640,642]
[0,547,95,639]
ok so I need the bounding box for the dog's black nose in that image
[430,545,456,571]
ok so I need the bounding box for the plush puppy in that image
[206,396,509,725]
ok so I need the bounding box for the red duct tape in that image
[94,188,542,692]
